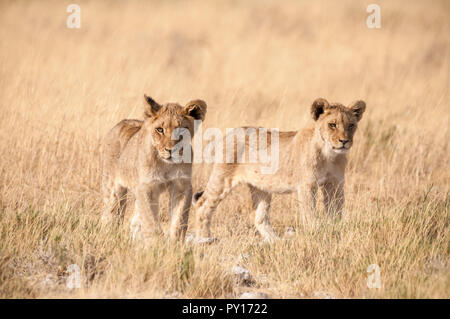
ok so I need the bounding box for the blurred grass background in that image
[0,0,448,298]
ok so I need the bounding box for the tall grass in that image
[0,0,448,298]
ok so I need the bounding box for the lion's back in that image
[102,119,143,178]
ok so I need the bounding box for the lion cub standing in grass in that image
[102,95,207,242]
[193,98,365,243]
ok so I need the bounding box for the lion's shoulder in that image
[115,119,143,143]
[103,119,143,154]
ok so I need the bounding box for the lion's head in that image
[143,94,207,162]
[311,98,366,154]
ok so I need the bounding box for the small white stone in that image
[41,274,57,288]
[313,291,335,299]
[239,292,269,299]
[195,237,218,245]
[164,291,180,299]
[185,235,218,245]
[237,253,249,265]
[185,233,195,244]
[230,265,254,286]
[284,226,295,237]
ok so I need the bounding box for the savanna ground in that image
[0,0,449,298]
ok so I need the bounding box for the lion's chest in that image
[316,161,345,186]
[139,164,192,185]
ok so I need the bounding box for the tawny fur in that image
[193,98,366,242]
[101,95,207,242]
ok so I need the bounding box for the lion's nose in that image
[339,139,349,145]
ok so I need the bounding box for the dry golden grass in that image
[0,0,449,298]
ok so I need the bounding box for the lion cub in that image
[193,98,365,243]
[102,95,207,242]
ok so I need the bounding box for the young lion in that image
[101,95,207,242]
[193,98,365,243]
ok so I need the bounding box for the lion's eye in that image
[348,124,355,129]
[328,123,336,129]
[156,127,164,134]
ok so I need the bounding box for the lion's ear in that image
[311,98,330,121]
[184,99,207,121]
[143,94,162,118]
[348,100,366,122]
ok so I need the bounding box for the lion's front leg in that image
[130,184,163,241]
[321,179,344,218]
[168,180,192,242]
[297,182,318,228]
